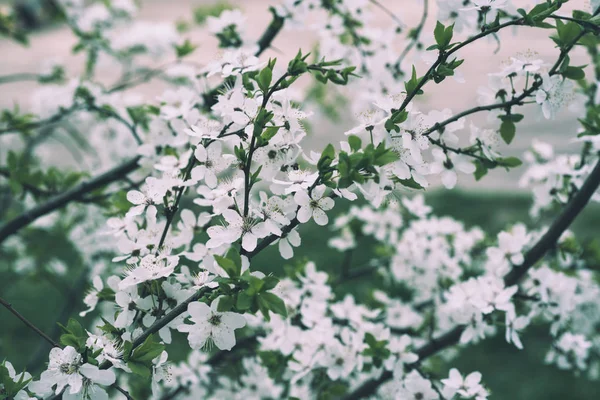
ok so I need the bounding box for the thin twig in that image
[0,296,61,348]
[394,0,429,74]
[0,72,40,85]
[370,0,403,27]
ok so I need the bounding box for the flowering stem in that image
[154,154,196,254]
[203,10,285,110]
[101,286,214,369]
[242,72,292,217]
[397,18,525,114]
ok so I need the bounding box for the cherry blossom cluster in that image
[1,0,600,399]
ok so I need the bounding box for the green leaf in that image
[500,120,516,144]
[499,113,524,123]
[563,66,585,80]
[384,118,400,133]
[122,341,133,362]
[318,143,336,171]
[262,276,279,291]
[58,318,87,351]
[131,335,165,363]
[390,110,408,124]
[261,126,280,141]
[497,157,523,168]
[555,20,583,48]
[397,177,424,190]
[474,160,488,181]
[433,21,454,50]
[434,21,445,48]
[259,292,288,318]
[128,360,152,379]
[216,295,235,312]
[226,247,242,270]
[373,149,399,166]
[258,66,273,93]
[174,39,197,58]
[404,65,423,95]
[236,292,253,310]
[215,254,240,278]
[348,135,362,152]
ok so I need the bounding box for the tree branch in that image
[0,296,61,348]
[0,157,141,246]
[0,106,79,135]
[0,72,40,85]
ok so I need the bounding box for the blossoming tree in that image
[1,0,600,399]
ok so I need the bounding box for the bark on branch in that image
[0,156,141,245]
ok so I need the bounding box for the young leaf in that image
[259,292,288,318]
[257,66,273,93]
[500,120,516,144]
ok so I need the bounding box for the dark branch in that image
[0,72,40,85]
[0,157,141,245]
[0,296,61,348]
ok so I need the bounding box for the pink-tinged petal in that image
[242,233,257,251]
[126,204,145,217]
[187,302,211,319]
[222,209,242,225]
[118,275,140,291]
[80,364,115,386]
[159,326,172,344]
[293,190,311,207]
[458,159,476,174]
[207,141,222,159]
[312,208,329,226]
[512,331,524,350]
[311,185,326,200]
[222,312,246,329]
[211,327,236,351]
[67,374,83,394]
[194,145,207,162]
[287,229,301,246]
[177,323,193,333]
[392,161,411,179]
[188,331,209,350]
[279,239,293,259]
[190,165,206,181]
[296,206,312,223]
[448,368,462,384]
[252,222,270,238]
[318,197,335,211]
[465,371,481,386]
[126,190,146,205]
[441,170,457,189]
[205,170,218,188]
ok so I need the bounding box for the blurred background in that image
[1,1,599,399]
